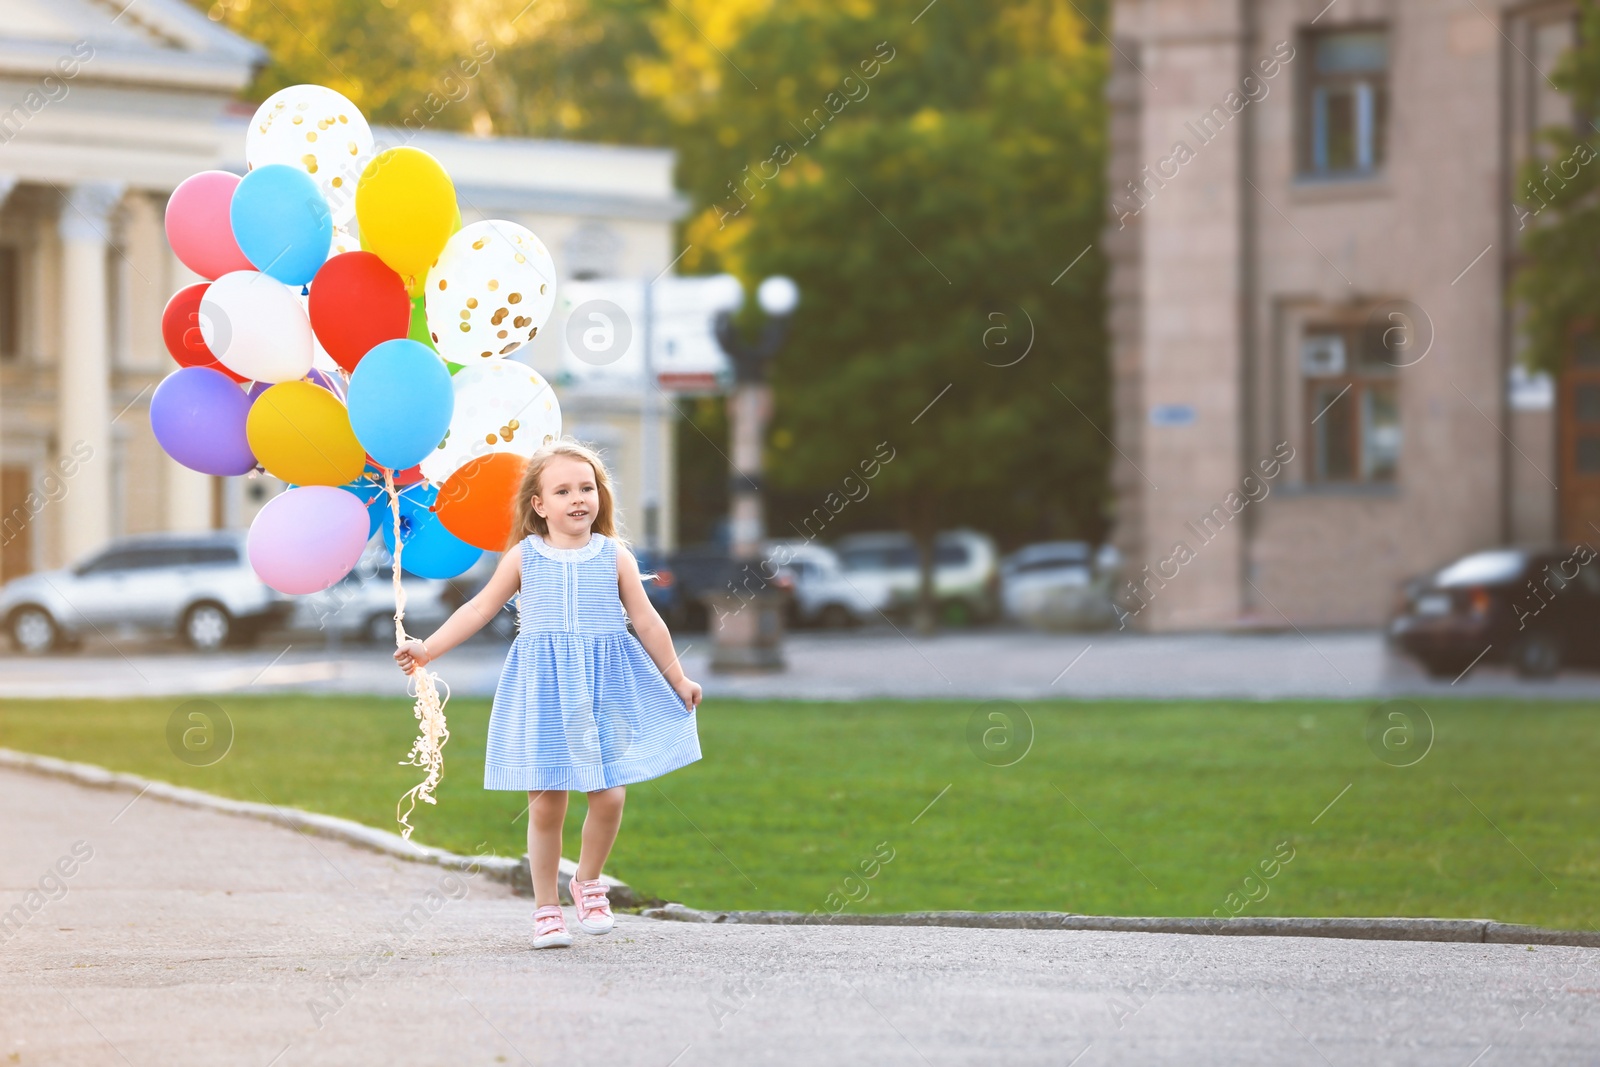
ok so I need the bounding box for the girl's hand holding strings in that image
[394,639,432,675]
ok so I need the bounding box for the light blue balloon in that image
[346,339,454,471]
[339,477,388,539]
[381,484,482,579]
[230,164,333,287]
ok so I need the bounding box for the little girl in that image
[394,441,702,949]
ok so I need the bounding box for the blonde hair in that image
[507,440,622,549]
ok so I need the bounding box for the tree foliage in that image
[198,0,1111,556]
[640,0,1110,549]
[197,0,667,143]
[1516,0,1600,375]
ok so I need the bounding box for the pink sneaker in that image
[569,874,615,935]
[533,904,572,949]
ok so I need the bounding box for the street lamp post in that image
[707,276,799,673]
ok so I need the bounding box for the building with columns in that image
[1106,0,1572,630]
[0,0,686,582]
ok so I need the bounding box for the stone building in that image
[1107,0,1574,629]
[0,0,686,582]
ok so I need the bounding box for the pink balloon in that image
[165,171,255,281]
[247,486,370,595]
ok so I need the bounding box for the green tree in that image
[638,0,1110,625]
[195,0,668,144]
[1516,0,1600,375]
[197,0,1113,628]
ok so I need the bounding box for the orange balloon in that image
[436,452,527,551]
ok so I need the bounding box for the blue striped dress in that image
[484,533,701,792]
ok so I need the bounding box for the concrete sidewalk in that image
[2,765,1597,1065]
[6,627,1600,700]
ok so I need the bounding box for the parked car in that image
[1388,546,1600,678]
[294,545,456,643]
[0,531,291,654]
[632,547,685,628]
[765,540,876,628]
[664,544,796,632]
[663,545,733,630]
[1000,541,1121,630]
[833,529,1000,625]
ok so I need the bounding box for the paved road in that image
[5,628,1600,701]
[3,767,1596,1066]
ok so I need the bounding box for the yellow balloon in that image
[354,147,458,285]
[378,204,462,298]
[246,381,366,487]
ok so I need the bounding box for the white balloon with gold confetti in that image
[418,360,562,485]
[327,225,358,258]
[245,84,374,227]
[424,220,557,365]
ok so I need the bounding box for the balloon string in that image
[387,467,451,840]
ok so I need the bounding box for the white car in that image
[765,540,877,628]
[293,544,458,643]
[1001,541,1121,630]
[0,531,292,654]
[832,530,1000,625]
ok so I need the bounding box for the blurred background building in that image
[0,0,687,580]
[1107,0,1574,630]
[7,0,1584,640]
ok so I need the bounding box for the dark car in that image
[632,548,684,628]
[664,544,795,632]
[1388,546,1600,678]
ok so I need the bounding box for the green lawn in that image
[2,695,1597,929]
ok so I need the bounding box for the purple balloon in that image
[305,367,347,399]
[248,486,370,595]
[249,374,341,402]
[151,367,257,476]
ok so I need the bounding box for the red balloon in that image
[363,458,424,486]
[161,284,248,382]
[308,252,411,372]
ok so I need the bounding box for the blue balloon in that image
[230,164,333,287]
[381,484,482,579]
[347,339,454,471]
[339,477,388,540]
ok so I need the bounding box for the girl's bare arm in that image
[394,549,521,673]
[617,545,701,708]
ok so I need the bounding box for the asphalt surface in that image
[5,628,1600,701]
[3,766,1598,1066]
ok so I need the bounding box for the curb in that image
[8,747,1591,948]
[639,905,1600,948]
[0,748,637,908]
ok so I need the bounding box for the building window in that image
[1530,16,1576,145]
[564,223,622,281]
[0,246,18,360]
[1301,29,1389,178]
[1302,320,1400,484]
[1562,329,1600,484]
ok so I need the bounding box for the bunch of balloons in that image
[152,83,563,596]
